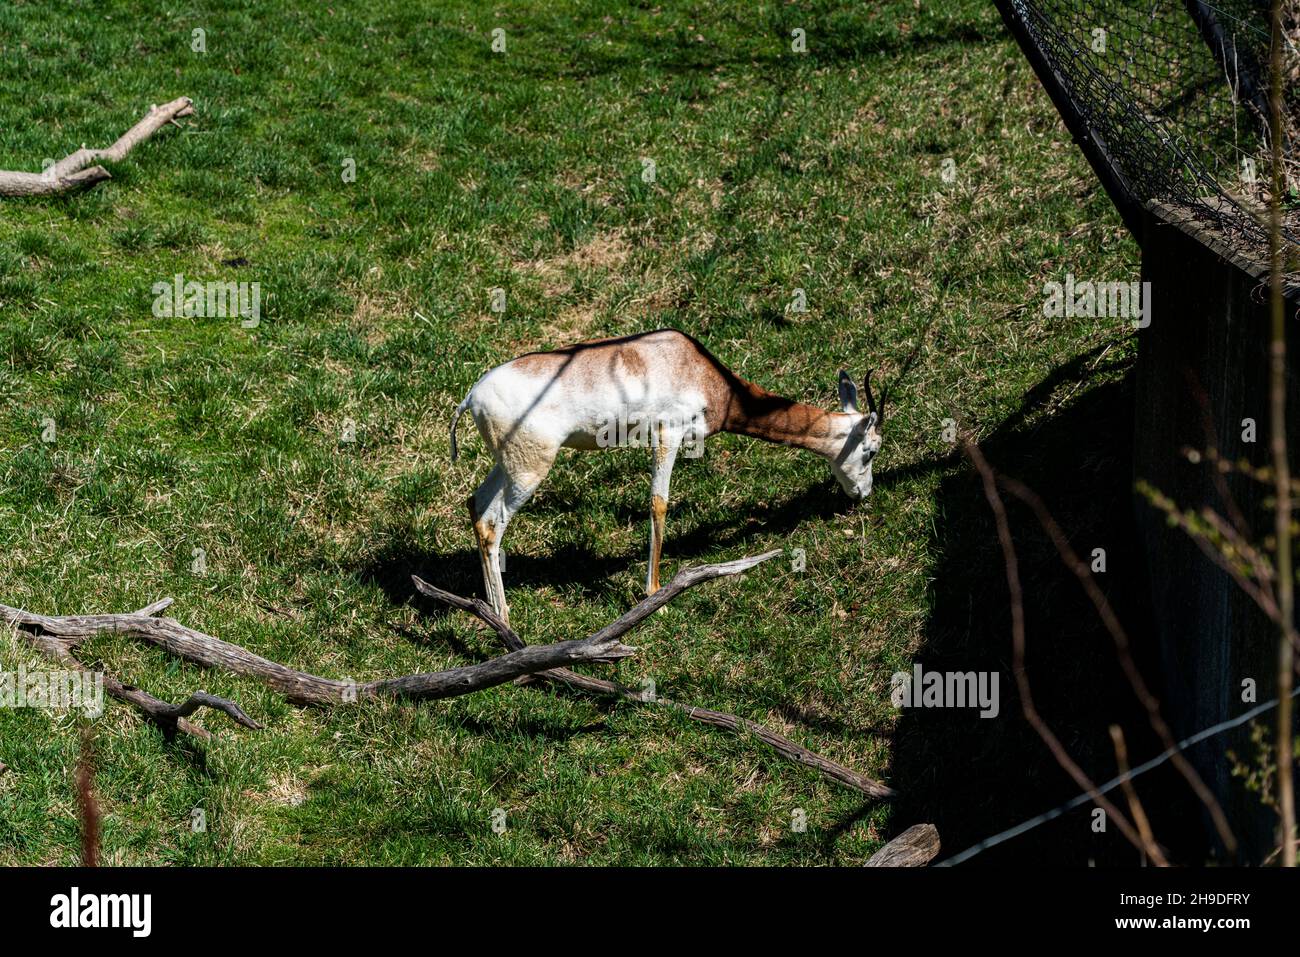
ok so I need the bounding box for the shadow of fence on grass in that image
[884,356,1207,865]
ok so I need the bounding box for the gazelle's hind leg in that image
[469,464,509,621]
[470,449,558,625]
[646,431,682,595]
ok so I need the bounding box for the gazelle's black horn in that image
[863,369,880,420]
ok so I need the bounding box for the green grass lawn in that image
[0,0,1140,865]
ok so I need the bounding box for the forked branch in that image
[413,550,895,800]
[0,97,194,197]
[15,609,257,740]
[1,586,640,734]
[2,546,877,810]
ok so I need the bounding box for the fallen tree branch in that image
[5,550,894,803]
[0,552,787,752]
[0,97,194,197]
[2,592,637,720]
[413,552,895,800]
[14,606,257,740]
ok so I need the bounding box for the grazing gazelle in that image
[450,329,885,623]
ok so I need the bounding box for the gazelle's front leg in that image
[646,433,681,595]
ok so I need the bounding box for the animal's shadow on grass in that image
[154,724,212,774]
[626,479,848,563]
[359,542,632,615]
[883,353,1207,866]
[452,713,610,743]
[359,478,849,618]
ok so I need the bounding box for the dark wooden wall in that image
[1133,203,1299,862]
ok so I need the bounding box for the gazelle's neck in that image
[719,380,846,457]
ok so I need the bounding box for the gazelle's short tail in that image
[449,391,472,462]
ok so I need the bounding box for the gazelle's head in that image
[830,370,885,501]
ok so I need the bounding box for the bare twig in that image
[940,686,1300,865]
[76,726,99,868]
[538,667,893,798]
[1200,508,1276,593]
[1004,475,1239,854]
[963,440,1150,858]
[1267,0,1296,867]
[0,97,194,197]
[1184,372,1255,541]
[1138,483,1287,630]
[1190,445,1300,495]
[1110,724,1167,866]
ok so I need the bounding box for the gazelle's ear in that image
[837,370,859,414]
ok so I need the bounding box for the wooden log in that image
[864,823,940,867]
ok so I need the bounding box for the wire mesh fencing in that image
[998,0,1298,255]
